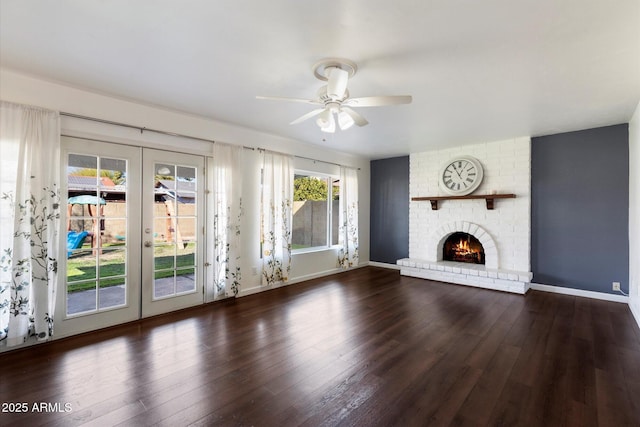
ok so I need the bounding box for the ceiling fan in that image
[257,58,412,133]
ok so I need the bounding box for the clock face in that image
[439,156,484,195]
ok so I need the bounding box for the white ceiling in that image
[1,1,639,159]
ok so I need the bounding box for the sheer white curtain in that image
[211,143,243,299]
[338,166,359,268]
[261,152,293,286]
[0,101,61,347]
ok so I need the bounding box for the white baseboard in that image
[237,264,367,298]
[287,267,345,285]
[288,263,369,284]
[530,282,629,303]
[367,261,401,270]
[629,300,640,329]
[237,285,269,298]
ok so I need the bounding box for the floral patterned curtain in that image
[0,102,61,347]
[337,166,359,268]
[261,152,293,286]
[211,143,243,299]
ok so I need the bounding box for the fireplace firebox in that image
[443,232,485,264]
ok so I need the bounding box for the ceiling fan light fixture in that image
[337,110,355,130]
[320,112,336,133]
[316,109,331,128]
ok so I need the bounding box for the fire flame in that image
[445,233,483,264]
[455,239,477,256]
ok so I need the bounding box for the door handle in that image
[144,241,152,247]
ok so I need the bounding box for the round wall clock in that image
[439,155,484,196]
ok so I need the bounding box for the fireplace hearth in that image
[398,220,532,294]
[443,232,484,264]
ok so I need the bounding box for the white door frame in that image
[55,137,142,338]
[140,149,205,317]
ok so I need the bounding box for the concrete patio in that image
[67,274,195,315]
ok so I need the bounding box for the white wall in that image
[0,68,371,298]
[629,101,640,327]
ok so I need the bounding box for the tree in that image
[294,176,328,201]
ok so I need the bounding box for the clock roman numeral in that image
[466,178,473,183]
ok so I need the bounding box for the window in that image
[292,172,339,251]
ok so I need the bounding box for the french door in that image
[56,137,205,337]
[141,149,204,317]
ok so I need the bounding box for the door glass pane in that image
[67,280,97,315]
[176,193,196,215]
[177,217,196,247]
[69,154,97,171]
[66,153,128,315]
[152,162,197,300]
[99,248,126,278]
[154,276,176,299]
[156,164,175,181]
[176,166,196,215]
[101,157,127,218]
[154,244,176,270]
[102,218,126,244]
[176,268,196,294]
[98,278,125,310]
[176,165,196,181]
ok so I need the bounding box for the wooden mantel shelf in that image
[412,194,516,210]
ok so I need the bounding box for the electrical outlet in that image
[612,282,621,291]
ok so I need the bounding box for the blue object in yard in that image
[67,231,89,257]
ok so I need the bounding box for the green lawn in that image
[67,242,196,292]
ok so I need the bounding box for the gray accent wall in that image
[370,156,409,264]
[531,124,629,293]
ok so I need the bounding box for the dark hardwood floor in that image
[1,267,639,426]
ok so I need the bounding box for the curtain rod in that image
[248,147,360,170]
[61,112,216,144]
[61,111,360,171]
[293,153,361,171]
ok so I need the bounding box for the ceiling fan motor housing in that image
[317,87,348,105]
[312,58,358,81]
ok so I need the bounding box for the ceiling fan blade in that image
[256,95,321,105]
[341,107,368,127]
[326,67,349,99]
[290,108,326,125]
[343,95,412,107]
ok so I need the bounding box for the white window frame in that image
[292,170,339,253]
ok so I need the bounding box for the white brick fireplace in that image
[398,137,533,294]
